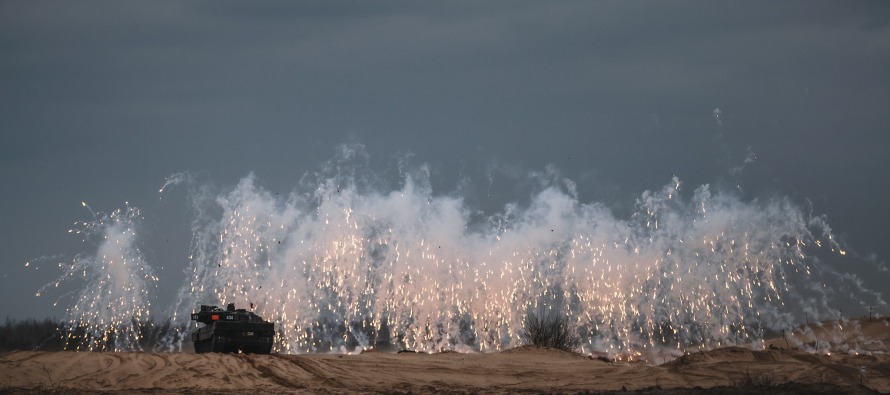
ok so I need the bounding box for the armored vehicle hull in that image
[191,304,275,354]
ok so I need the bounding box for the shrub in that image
[730,369,781,388]
[521,310,580,351]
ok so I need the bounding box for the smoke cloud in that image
[41,146,883,358]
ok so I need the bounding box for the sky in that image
[1,1,889,322]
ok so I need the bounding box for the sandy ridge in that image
[2,318,889,394]
[2,347,889,394]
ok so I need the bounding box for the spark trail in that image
[39,151,884,358]
[36,204,157,351]
[159,157,879,358]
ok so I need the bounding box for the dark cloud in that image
[2,1,889,319]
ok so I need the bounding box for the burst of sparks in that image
[38,204,157,351]
[158,173,863,358]
[38,167,875,358]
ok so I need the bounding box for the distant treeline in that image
[0,318,66,351]
[0,318,185,352]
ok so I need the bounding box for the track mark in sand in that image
[3,351,47,364]
[241,355,306,390]
[90,353,128,388]
[277,355,347,388]
[822,363,860,384]
[128,352,176,388]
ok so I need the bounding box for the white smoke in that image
[40,146,885,359]
[153,146,881,357]
[729,147,757,176]
[39,204,157,351]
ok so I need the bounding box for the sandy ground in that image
[2,319,889,394]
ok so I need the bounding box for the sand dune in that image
[2,347,887,393]
[2,319,889,394]
[764,316,890,354]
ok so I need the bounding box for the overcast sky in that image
[2,1,889,320]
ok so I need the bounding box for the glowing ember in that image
[38,204,157,351]
[38,151,882,358]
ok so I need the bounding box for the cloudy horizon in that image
[2,1,889,322]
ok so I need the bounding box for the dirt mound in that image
[2,347,889,393]
[764,317,890,354]
[502,344,578,355]
[666,347,764,366]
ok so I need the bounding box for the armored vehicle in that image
[190,303,275,354]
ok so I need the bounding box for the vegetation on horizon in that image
[521,310,581,352]
[730,369,784,389]
[0,318,185,352]
[0,318,66,352]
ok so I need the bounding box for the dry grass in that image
[730,369,783,388]
[521,310,580,351]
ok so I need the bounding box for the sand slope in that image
[3,347,888,394]
[2,319,889,394]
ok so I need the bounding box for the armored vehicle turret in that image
[190,303,274,354]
